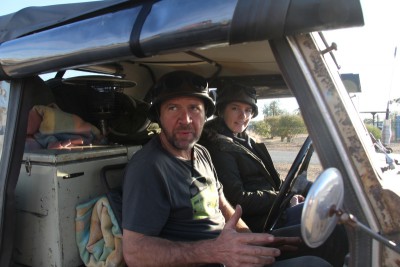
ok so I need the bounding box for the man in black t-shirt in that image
[122,71,332,267]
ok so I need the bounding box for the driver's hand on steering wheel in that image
[289,194,304,207]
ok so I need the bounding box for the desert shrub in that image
[276,115,307,142]
[249,120,271,138]
[264,116,280,138]
[365,124,381,140]
[252,115,307,142]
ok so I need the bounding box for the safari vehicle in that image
[0,0,399,266]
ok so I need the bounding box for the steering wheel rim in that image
[263,136,313,232]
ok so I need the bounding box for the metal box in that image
[14,145,140,267]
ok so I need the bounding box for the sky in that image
[260,0,400,121]
[2,0,400,121]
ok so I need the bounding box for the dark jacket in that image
[199,117,282,232]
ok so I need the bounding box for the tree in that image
[248,120,270,139]
[264,116,280,138]
[363,118,373,125]
[251,114,307,142]
[262,100,284,117]
[276,115,306,142]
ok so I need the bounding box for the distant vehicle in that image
[0,0,399,266]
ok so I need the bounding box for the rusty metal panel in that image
[305,35,400,234]
[291,33,400,266]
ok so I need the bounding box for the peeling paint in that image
[294,33,400,264]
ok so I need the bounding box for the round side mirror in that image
[301,167,344,248]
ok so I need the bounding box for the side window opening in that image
[0,80,10,161]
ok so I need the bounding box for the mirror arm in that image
[330,206,400,254]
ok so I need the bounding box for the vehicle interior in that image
[1,36,331,267]
[6,35,359,267]
[1,0,399,266]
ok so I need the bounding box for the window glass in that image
[0,80,10,160]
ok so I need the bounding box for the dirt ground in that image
[261,134,400,180]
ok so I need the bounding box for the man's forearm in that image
[219,195,251,232]
[123,208,282,267]
[123,230,218,267]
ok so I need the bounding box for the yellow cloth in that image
[34,105,101,136]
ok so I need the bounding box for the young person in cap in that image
[199,83,348,266]
[122,70,332,267]
[199,83,291,233]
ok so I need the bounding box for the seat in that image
[100,163,126,230]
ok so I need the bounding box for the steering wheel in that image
[263,136,314,232]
